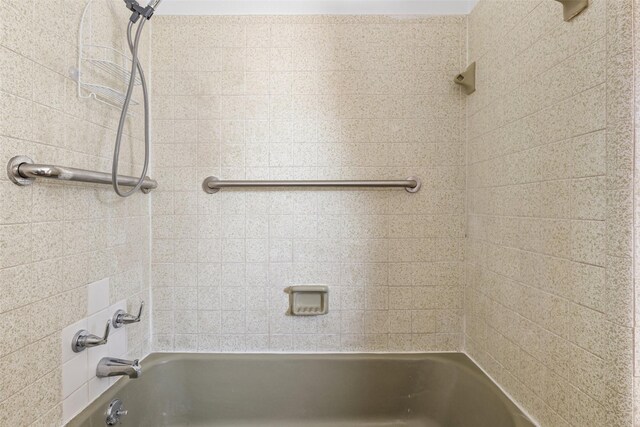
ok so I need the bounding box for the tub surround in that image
[465,0,635,425]
[0,1,151,425]
[149,15,467,354]
[1,0,640,425]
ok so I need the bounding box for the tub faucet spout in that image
[97,357,141,379]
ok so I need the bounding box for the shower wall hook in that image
[555,0,588,21]
[454,62,476,95]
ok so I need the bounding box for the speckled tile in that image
[0,0,153,421]
[5,2,637,425]
[466,0,636,425]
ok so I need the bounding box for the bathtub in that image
[68,353,535,427]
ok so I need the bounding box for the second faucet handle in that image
[112,301,144,329]
[72,320,111,353]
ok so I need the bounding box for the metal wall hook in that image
[72,320,111,353]
[112,301,144,329]
[454,62,476,95]
[555,0,588,21]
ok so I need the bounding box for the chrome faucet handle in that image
[72,320,111,353]
[112,301,144,329]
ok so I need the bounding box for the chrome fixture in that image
[454,62,476,95]
[97,357,141,379]
[7,156,157,193]
[72,320,111,353]
[285,286,329,316]
[112,301,144,329]
[202,176,422,194]
[105,399,128,426]
[555,0,588,21]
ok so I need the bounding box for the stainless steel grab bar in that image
[7,156,157,193]
[202,176,421,194]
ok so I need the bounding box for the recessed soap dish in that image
[285,286,329,316]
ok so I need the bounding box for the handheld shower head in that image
[112,0,158,197]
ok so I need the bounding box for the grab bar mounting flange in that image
[7,155,35,187]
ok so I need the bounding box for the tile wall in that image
[149,15,467,352]
[0,0,151,425]
[465,0,635,426]
[4,1,639,426]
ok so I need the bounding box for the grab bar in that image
[202,176,421,194]
[7,156,157,193]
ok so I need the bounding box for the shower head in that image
[124,0,162,22]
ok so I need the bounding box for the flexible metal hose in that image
[112,19,150,197]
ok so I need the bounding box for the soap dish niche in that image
[285,286,329,316]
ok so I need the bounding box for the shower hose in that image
[112,18,150,197]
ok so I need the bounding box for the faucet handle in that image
[112,301,144,329]
[72,320,111,353]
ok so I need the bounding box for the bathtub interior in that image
[68,353,534,427]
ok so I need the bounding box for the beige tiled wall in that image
[465,0,635,426]
[149,15,467,352]
[0,0,151,424]
[5,1,638,425]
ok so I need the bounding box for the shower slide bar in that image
[7,156,157,193]
[202,176,422,194]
